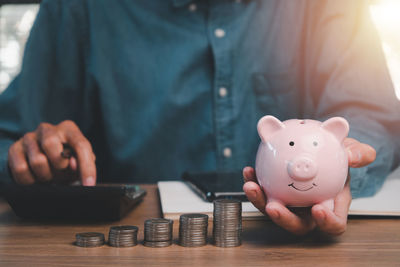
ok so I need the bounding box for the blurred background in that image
[0,0,399,100]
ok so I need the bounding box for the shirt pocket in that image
[252,70,300,120]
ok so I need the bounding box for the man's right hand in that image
[8,120,96,186]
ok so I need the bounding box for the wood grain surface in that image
[0,184,399,267]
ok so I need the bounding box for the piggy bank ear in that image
[257,116,285,143]
[321,117,349,142]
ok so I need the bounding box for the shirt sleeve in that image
[301,1,400,198]
[0,0,90,183]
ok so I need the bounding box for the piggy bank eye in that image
[313,141,318,146]
[289,141,295,146]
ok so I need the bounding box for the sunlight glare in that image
[370,0,400,100]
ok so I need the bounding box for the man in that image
[0,0,398,235]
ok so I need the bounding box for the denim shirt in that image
[0,0,399,198]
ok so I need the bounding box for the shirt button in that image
[188,3,197,12]
[214,28,226,38]
[223,147,232,158]
[219,87,228,98]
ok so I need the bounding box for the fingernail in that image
[83,176,95,186]
[347,149,353,161]
[356,150,362,162]
[349,148,361,164]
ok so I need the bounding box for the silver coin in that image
[213,199,242,248]
[143,240,172,248]
[75,232,105,248]
[108,225,138,247]
[76,232,105,239]
[144,218,173,243]
[145,218,173,225]
[178,213,208,247]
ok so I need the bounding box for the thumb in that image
[347,142,376,168]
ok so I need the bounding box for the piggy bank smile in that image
[288,182,317,192]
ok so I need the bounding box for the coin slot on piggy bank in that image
[255,115,349,210]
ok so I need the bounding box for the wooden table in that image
[0,184,399,266]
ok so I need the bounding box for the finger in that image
[312,204,347,236]
[37,123,69,170]
[266,202,315,235]
[8,141,35,185]
[344,138,376,168]
[334,175,352,217]
[243,181,266,214]
[243,166,256,183]
[22,133,53,182]
[59,120,96,186]
[343,137,358,147]
[60,145,78,171]
[69,156,78,171]
[312,176,351,235]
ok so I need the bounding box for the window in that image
[0,2,39,93]
[370,0,400,100]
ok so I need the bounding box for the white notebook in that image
[350,166,400,215]
[158,167,400,220]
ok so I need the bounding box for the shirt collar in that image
[172,0,193,8]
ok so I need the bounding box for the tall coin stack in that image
[108,226,138,247]
[213,199,242,247]
[75,232,105,247]
[143,218,173,247]
[179,213,208,247]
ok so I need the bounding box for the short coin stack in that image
[213,199,242,247]
[143,218,173,247]
[108,225,138,247]
[75,232,105,247]
[179,213,208,247]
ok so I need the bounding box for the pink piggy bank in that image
[255,115,349,210]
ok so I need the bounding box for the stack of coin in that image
[179,213,208,247]
[75,232,105,247]
[143,218,173,247]
[108,225,139,247]
[213,199,242,247]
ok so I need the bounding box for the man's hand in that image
[8,120,96,186]
[243,137,376,235]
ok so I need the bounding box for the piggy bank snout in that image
[287,156,318,181]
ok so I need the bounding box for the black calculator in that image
[0,183,146,221]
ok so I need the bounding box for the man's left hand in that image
[242,137,376,235]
